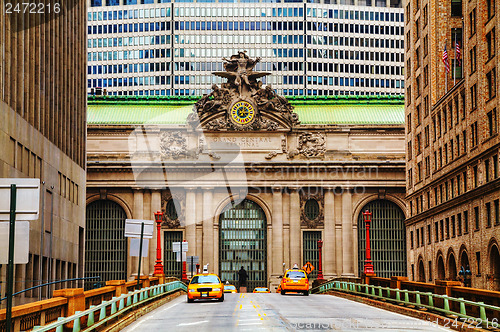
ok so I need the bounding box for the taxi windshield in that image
[190,275,221,284]
[286,271,306,278]
[255,288,268,291]
[225,285,236,290]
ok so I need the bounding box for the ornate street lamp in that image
[317,239,324,280]
[363,210,375,274]
[153,210,164,275]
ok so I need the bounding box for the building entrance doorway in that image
[219,199,267,291]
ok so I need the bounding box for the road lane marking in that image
[177,320,209,326]
[239,322,263,326]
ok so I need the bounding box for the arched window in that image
[85,200,127,289]
[219,199,267,291]
[357,199,407,278]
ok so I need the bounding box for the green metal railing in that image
[31,281,187,332]
[311,281,500,329]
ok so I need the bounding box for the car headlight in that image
[213,288,221,292]
[188,289,196,293]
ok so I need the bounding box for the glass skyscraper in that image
[87,0,404,97]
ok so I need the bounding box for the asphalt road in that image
[121,292,450,331]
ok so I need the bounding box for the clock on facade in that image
[230,100,256,126]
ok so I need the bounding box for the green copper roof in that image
[87,95,404,125]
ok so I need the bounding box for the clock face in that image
[230,101,255,125]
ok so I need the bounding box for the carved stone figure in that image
[160,131,188,159]
[161,191,185,228]
[187,52,300,131]
[297,132,326,158]
[300,192,324,228]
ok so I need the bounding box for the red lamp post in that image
[317,239,324,280]
[363,210,374,274]
[153,210,164,275]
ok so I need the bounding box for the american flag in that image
[442,44,450,73]
[455,41,461,66]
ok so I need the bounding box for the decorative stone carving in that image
[160,131,188,159]
[187,52,300,131]
[300,191,324,228]
[265,151,278,160]
[297,132,326,158]
[161,191,185,228]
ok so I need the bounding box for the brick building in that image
[404,0,500,290]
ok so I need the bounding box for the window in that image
[470,46,476,73]
[495,199,500,225]
[410,231,414,248]
[423,5,428,27]
[464,211,469,233]
[473,165,478,187]
[487,0,495,19]
[425,156,430,177]
[488,108,497,136]
[469,8,476,36]
[487,29,496,60]
[424,126,430,146]
[471,122,478,146]
[494,155,499,178]
[486,202,492,227]
[91,0,102,6]
[487,70,497,100]
[434,221,439,242]
[458,213,462,236]
[440,219,444,240]
[451,0,462,16]
[416,133,421,154]
[408,141,412,160]
[476,252,481,275]
[451,216,456,237]
[427,224,431,243]
[416,228,420,247]
[474,206,479,230]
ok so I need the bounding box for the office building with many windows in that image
[87,0,405,97]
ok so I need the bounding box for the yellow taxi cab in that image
[187,273,224,303]
[253,287,271,293]
[279,264,309,296]
[276,284,282,293]
[223,282,238,293]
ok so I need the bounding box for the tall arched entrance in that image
[418,259,426,282]
[448,253,457,280]
[489,244,500,291]
[437,255,445,280]
[219,199,267,291]
[85,200,127,289]
[357,199,407,278]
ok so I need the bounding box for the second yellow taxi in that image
[279,266,309,296]
[253,287,271,293]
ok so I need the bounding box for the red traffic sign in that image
[302,262,315,274]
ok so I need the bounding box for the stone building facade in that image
[404,0,500,290]
[86,60,408,290]
[0,3,87,305]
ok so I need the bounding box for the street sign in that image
[0,179,40,220]
[176,252,187,262]
[172,241,188,252]
[0,221,29,264]
[302,262,315,275]
[124,219,154,238]
[129,238,149,257]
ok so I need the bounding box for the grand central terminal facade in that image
[85,54,408,290]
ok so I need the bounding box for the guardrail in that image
[312,281,500,329]
[30,280,186,332]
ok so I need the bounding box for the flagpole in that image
[445,41,448,93]
[453,29,457,86]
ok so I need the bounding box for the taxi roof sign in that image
[302,262,315,275]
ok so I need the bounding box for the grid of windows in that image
[87,1,404,96]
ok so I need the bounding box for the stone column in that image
[185,188,196,257]
[342,188,354,276]
[151,190,162,273]
[142,191,151,275]
[202,188,214,270]
[132,189,144,278]
[289,187,301,267]
[272,187,283,277]
[283,191,290,269]
[324,188,336,278]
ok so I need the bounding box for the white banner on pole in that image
[129,238,149,257]
[0,179,40,221]
[124,219,154,238]
[0,221,30,264]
